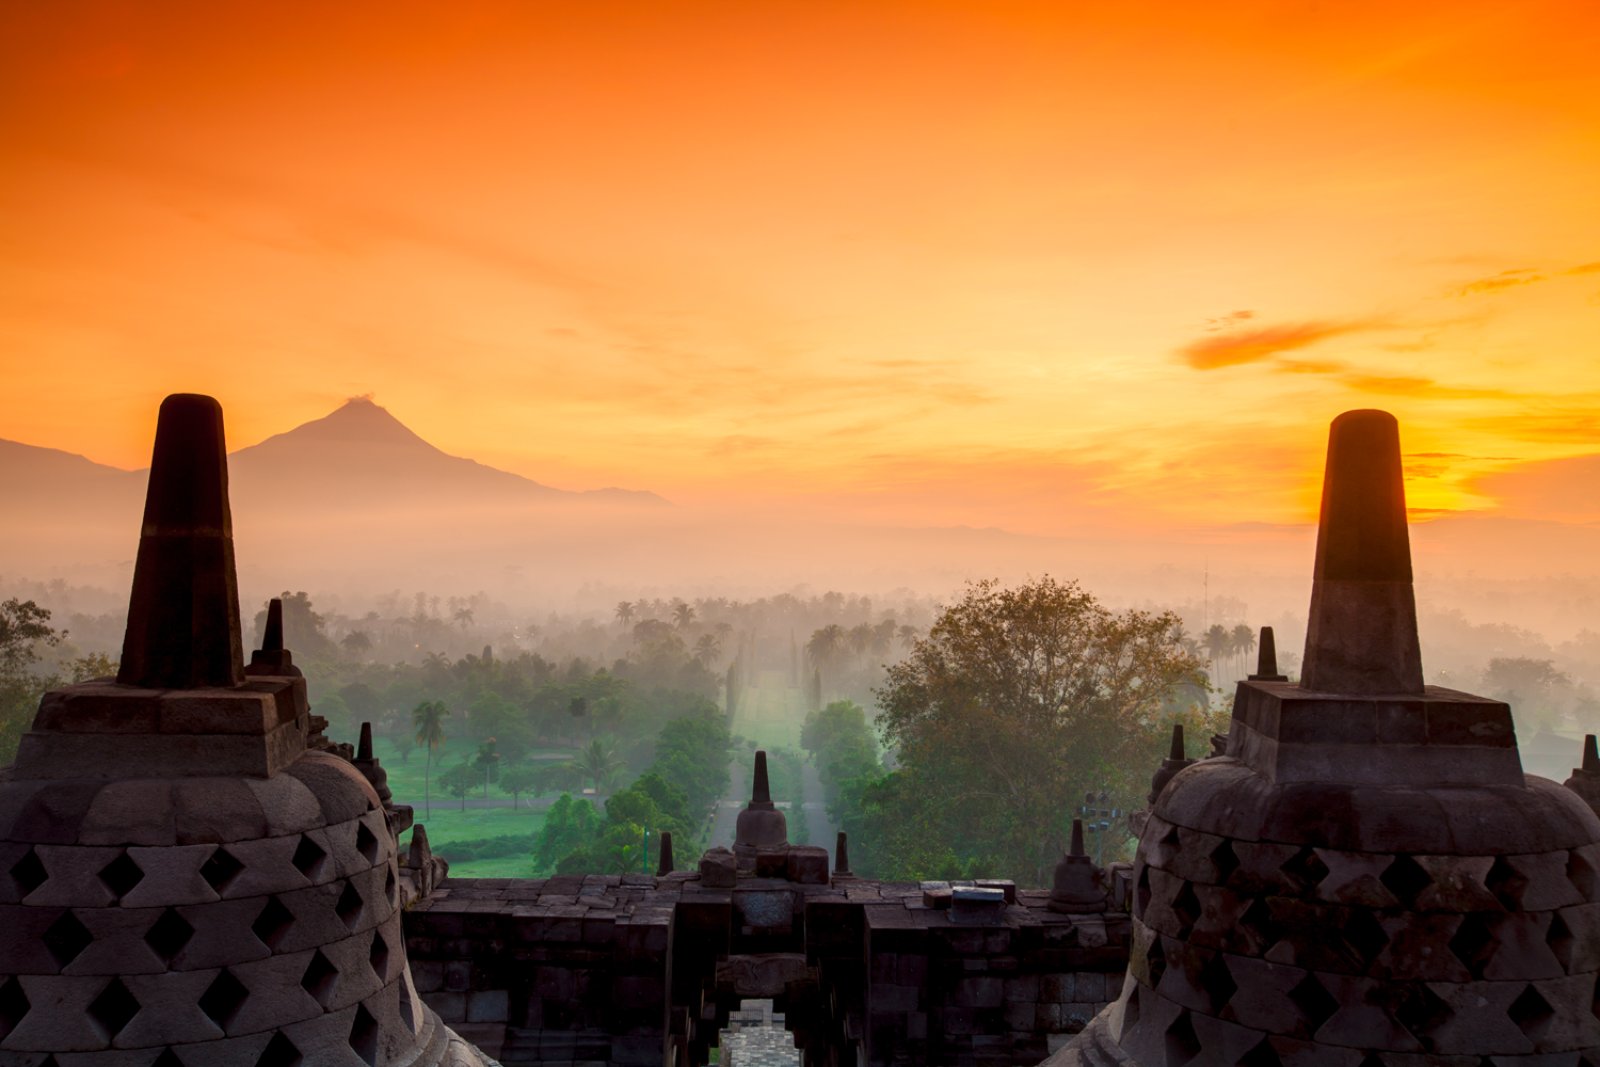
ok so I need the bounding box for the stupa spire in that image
[117,393,244,689]
[1300,409,1423,694]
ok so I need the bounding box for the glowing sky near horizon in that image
[2,1,1599,536]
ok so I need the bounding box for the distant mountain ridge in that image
[226,398,668,509]
[1,397,667,512]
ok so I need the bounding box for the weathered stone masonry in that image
[402,861,1133,1067]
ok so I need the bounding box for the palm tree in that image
[1231,623,1257,677]
[672,601,696,630]
[897,624,919,650]
[614,601,635,627]
[1203,624,1231,685]
[847,623,873,660]
[806,624,845,670]
[569,737,625,796]
[412,700,450,819]
[693,632,722,668]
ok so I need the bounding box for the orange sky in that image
[3,1,1599,537]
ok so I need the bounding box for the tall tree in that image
[499,763,540,809]
[568,736,625,796]
[875,577,1207,886]
[1203,624,1232,685]
[1231,623,1257,678]
[0,599,60,763]
[412,699,450,819]
[438,762,477,811]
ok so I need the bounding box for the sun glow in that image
[3,1,1600,537]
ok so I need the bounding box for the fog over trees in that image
[4,561,1598,886]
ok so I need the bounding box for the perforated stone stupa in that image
[0,394,493,1067]
[1050,409,1600,1066]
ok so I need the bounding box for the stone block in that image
[0,974,121,1051]
[1411,854,1498,911]
[954,976,1003,1008]
[120,843,219,908]
[15,728,298,783]
[1224,840,1304,896]
[0,904,79,974]
[1374,912,1470,982]
[115,968,232,1046]
[734,890,794,933]
[974,879,1017,904]
[165,897,273,970]
[25,845,124,908]
[283,752,378,826]
[60,905,167,976]
[172,1033,278,1067]
[1312,972,1415,1050]
[753,850,788,878]
[1073,972,1105,1003]
[1426,978,1533,1055]
[410,959,446,994]
[1217,953,1311,1035]
[1004,975,1038,1003]
[30,684,164,734]
[1072,917,1109,950]
[1312,848,1401,908]
[225,951,329,1035]
[211,833,307,899]
[278,1000,377,1065]
[785,846,829,884]
[171,777,270,845]
[467,989,510,1023]
[6,780,105,844]
[427,990,468,1023]
[158,689,278,735]
[1474,911,1565,981]
[698,848,736,888]
[1500,849,1586,910]
[1040,974,1075,1003]
[268,880,367,958]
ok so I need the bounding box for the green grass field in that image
[378,737,557,878]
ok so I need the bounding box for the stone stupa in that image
[0,394,493,1066]
[1051,409,1600,1065]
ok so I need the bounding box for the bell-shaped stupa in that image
[1051,409,1600,1065]
[0,394,492,1066]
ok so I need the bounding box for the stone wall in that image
[400,870,1132,1067]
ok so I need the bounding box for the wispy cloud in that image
[1456,268,1544,296]
[1178,320,1369,370]
[1202,310,1255,332]
[1338,374,1515,400]
[1452,260,1600,297]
